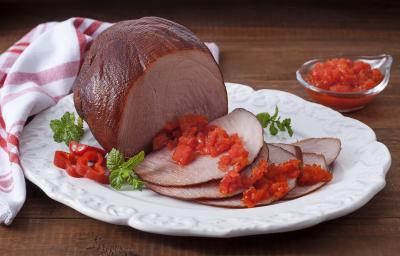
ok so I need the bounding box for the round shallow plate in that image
[20,82,391,237]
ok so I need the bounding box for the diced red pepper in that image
[297,164,332,186]
[53,151,80,177]
[75,151,109,184]
[54,144,109,184]
[172,144,196,166]
[65,163,81,178]
[54,151,75,169]
[307,58,383,92]
[152,114,250,174]
[69,141,105,156]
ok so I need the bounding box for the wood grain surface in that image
[1,1,399,255]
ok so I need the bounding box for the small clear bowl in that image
[296,54,393,112]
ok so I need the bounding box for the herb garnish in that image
[107,149,145,190]
[256,106,293,136]
[50,112,84,145]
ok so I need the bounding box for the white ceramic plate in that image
[20,82,391,237]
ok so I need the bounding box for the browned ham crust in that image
[74,17,227,157]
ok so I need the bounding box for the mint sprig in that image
[50,112,84,145]
[256,106,293,137]
[107,149,145,190]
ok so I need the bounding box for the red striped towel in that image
[0,17,220,225]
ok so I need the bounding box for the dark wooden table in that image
[1,1,399,255]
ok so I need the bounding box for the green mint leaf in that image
[283,118,293,137]
[50,112,84,145]
[257,107,294,137]
[127,173,145,191]
[286,125,294,137]
[256,112,270,128]
[282,118,290,125]
[107,149,145,191]
[107,148,124,170]
[269,122,278,136]
[50,119,63,143]
[122,150,145,170]
[109,171,123,190]
[121,169,130,179]
[276,121,286,131]
[271,106,279,121]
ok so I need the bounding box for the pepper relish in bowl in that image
[296,54,393,112]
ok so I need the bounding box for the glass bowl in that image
[296,54,393,112]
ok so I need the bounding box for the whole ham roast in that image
[74,17,227,156]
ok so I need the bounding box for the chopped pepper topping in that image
[307,58,383,92]
[153,114,249,173]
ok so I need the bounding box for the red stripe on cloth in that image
[14,42,30,47]
[0,135,19,165]
[76,31,86,59]
[2,54,18,69]
[83,20,102,36]
[0,114,5,130]
[5,49,24,54]
[0,73,6,87]
[73,17,85,29]
[4,60,80,86]
[7,134,19,148]
[9,153,20,164]
[1,86,56,108]
[0,135,6,149]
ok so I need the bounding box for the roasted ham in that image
[74,17,227,157]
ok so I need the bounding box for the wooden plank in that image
[1,218,400,255]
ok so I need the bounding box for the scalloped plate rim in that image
[20,82,391,237]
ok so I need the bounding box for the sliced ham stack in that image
[135,108,264,186]
[198,144,300,208]
[284,153,329,199]
[145,144,269,200]
[137,108,341,208]
[74,17,227,157]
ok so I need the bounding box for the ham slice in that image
[271,143,303,162]
[198,144,300,208]
[74,17,227,157]
[145,144,269,200]
[136,108,264,186]
[293,138,341,165]
[198,195,276,208]
[284,153,330,199]
[266,144,300,164]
